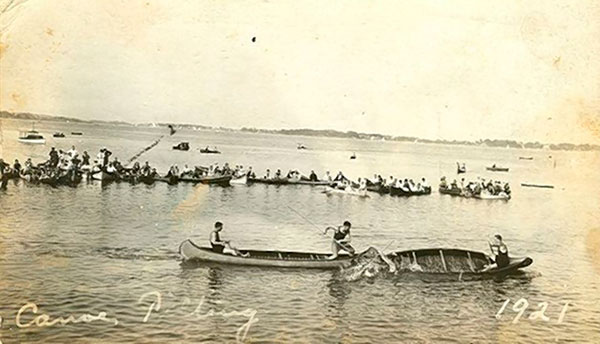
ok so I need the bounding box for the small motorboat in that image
[486,165,509,172]
[173,142,190,151]
[199,147,221,154]
[53,132,66,138]
[350,153,357,160]
[297,144,307,150]
[18,124,45,144]
[179,239,354,269]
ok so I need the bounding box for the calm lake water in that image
[1,118,599,343]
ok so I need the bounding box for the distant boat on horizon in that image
[18,123,45,144]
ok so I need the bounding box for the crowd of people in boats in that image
[2,146,506,201]
[439,176,511,198]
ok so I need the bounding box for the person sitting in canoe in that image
[482,234,510,271]
[246,166,256,178]
[180,164,193,177]
[323,221,356,260]
[440,176,447,188]
[309,170,318,181]
[275,169,282,179]
[210,222,249,257]
[264,169,271,179]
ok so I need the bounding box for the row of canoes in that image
[179,239,533,279]
[367,184,432,196]
[438,185,511,200]
[89,170,232,186]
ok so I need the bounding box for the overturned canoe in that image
[179,239,353,269]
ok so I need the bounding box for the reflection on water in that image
[1,118,600,342]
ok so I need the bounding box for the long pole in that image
[125,125,176,166]
[285,205,355,253]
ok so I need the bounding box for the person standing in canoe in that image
[323,221,355,260]
[209,222,249,257]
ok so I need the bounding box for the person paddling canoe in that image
[323,221,356,260]
[209,222,249,257]
[481,234,510,271]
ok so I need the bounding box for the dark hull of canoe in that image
[521,183,554,189]
[389,186,431,196]
[179,240,353,269]
[457,169,466,174]
[439,186,462,196]
[154,176,180,185]
[486,167,509,172]
[199,150,220,154]
[388,248,532,278]
[248,177,330,186]
[367,185,390,194]
[289,180,331,186]
[179,175,232,185]
[139,175,156,185]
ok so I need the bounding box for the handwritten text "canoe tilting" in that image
[0,291,258,344]
[138,291,259,343]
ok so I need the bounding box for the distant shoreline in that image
[2,110,599,152]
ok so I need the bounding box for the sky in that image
[1,0,599,144]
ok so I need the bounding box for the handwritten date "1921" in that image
[495,298,569,324]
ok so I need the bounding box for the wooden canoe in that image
[179,239,353,269]
[389,186,431,196]
[388,248,532,277]
[179,175,232,185]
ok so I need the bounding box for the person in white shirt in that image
[180,164,193,177]
[67,145,78,159]
[323,171,332,182]
[421,178,429,189]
